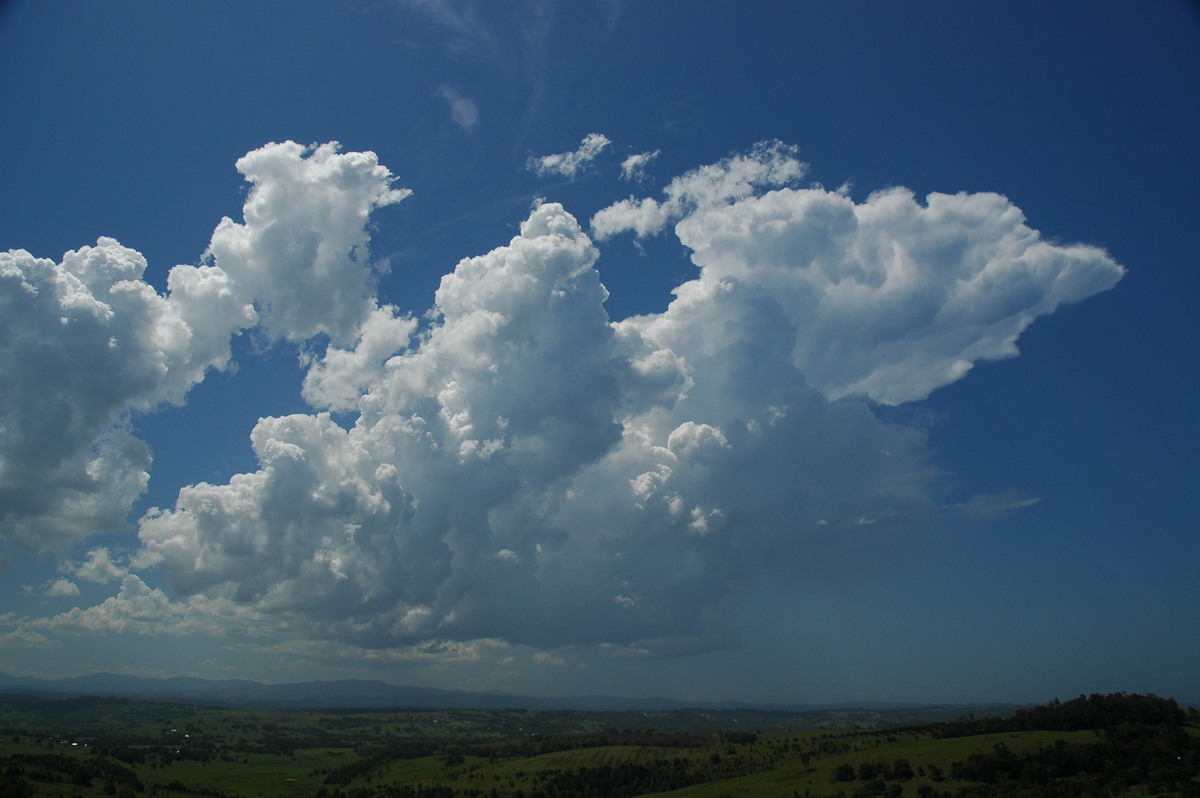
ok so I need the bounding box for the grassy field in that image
[1,695,1196,797]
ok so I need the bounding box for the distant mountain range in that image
[0,671,967,713]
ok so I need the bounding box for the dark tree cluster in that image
[522,761,706,798]
[928,692,1186,738]
[477,728,715,761]
[0,752,143,795]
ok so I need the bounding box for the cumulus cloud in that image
[74,547,129,584]
[29,575,220,637]
[528,133,611,178]
[45,578,80,598]
[6,141,1124,662]
[595,142,1126,404]
[0,141,408,554]
[206,141,410,346]
[0,240,247,551]
[301,305,419,412]
[133,198,945,655]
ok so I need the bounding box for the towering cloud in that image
[0,239,248,551]
[206,141,410,346]
[4,140,1124,661]
[0,142,407,553]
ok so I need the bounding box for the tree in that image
[832,763,855,782]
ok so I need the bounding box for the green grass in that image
[2,697,1196,797]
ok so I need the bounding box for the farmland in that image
[0,693,1196,797]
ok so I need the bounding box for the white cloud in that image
[301,305,419,412]
[592,140,806,239]
[528,133,611,178]
[132,197,945,655]
[5,141,1124,662]
[0,141,408,554]
[532,651,567,666]
[596,142,1125,404]
[74,547,129,584]
[28,575,221,637]
[0,240,229,552]
[620,149,660,182]
[947,491,1041,519]
[45,578,80,597]
[205,141,410,346]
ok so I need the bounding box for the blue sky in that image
[0,0,1197,705]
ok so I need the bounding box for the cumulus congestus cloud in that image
[0,141,408,553]
[5,140,1124,661]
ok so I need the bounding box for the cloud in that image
[594,142,1126,404]
[301,305,419,412]
[205,141,410,346]
[45,578,80,597]
[438,85,479,129]
[532,651,567,666]
[74,547,129,584]
[947,491,1041,520]
[7,141,1124,663]
[133,195,945,655]
[404,0,502,60]
[592,140,806,239]
[0,240,239,552]
[620,149,660,182]
[24,575,221,637]
[528,133,611,178]
[0,142,407,554]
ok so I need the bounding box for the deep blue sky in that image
[1,0,1197,705]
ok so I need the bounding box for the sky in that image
[0,0,1197,707]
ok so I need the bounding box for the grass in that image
[2,698,1196,797]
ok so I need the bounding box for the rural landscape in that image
[1,688,1196,797]
[3,5,1198,798]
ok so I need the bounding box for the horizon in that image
[1,1,1198,708]
[11,670,1196,713]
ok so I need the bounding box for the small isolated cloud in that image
[437,85,479,129]
[947,491,1041,520]
[528,133,611,178]
[532,651,567,667]
[620,150,660,182]
[45,578,80,597]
